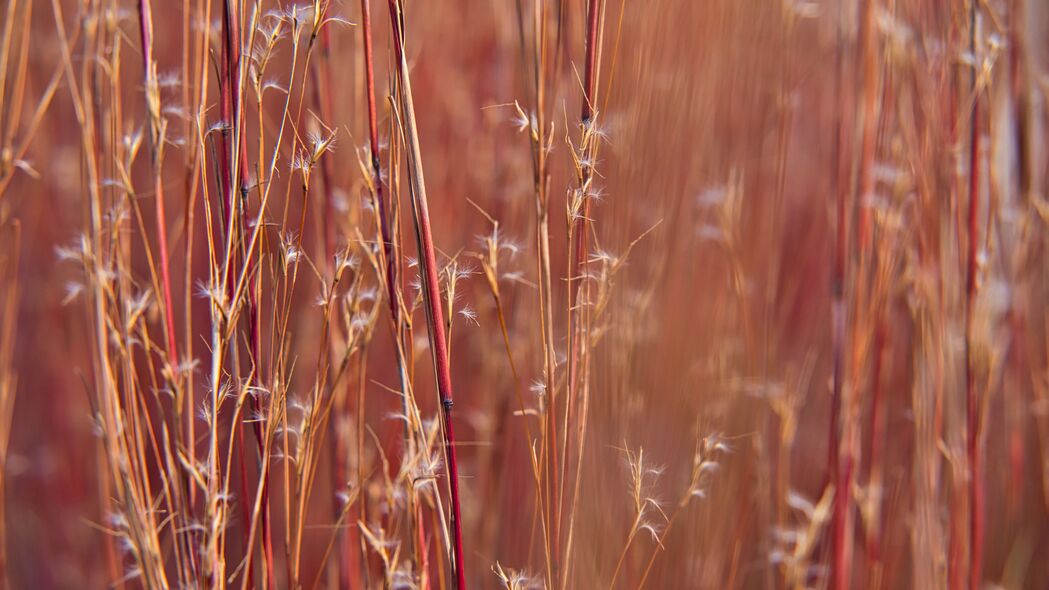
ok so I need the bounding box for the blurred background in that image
[2,0,1049,588]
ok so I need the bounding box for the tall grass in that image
[3,0,1049,588]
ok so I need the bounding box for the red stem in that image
[866,322,887,566]
[136,0,179,367]
[966,3,983,586]
[387,3,467,588]
[562,0,600,553]
[828,0,849,584]
[364,0,400,333]
[309,24,337,260]
[218,2,274,586]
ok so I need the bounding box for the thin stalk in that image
[565,0,601,482]
[827,0,849,583]
[310,21,337,261]
[0,222,19,589]
[136,0,179,367]
[387,2,467,588]
[514,1,557,582]
[561,2,602,584]
[833,0,880,586]
[528,1,559,585]
[965,2,983,587]
[357,0,428,584]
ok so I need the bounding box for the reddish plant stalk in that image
[350,0,424,584]
[1005,0,1027,520]
[866,321,888,566]
[217,2,274,586]
[218,0,249,221]
[826,0,848,507]
[566,0,601,412]
[831,455,855,588]
[562,0,600,549]
[833,1,879,586]
[945,8,965,588]
[309,23,337,260]
[519,2,558,582]
[387,2,467,587]
[854,0,880,252]
[363,0,399,346]
[827,0,849,584]
[136,0,179,366]
[866,51,896,576]
[965,3,983,587]
[581,0,600,127]
[138,3,201,578]
[560,2,603,583]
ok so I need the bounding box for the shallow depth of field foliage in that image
[2,0,1049,588]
